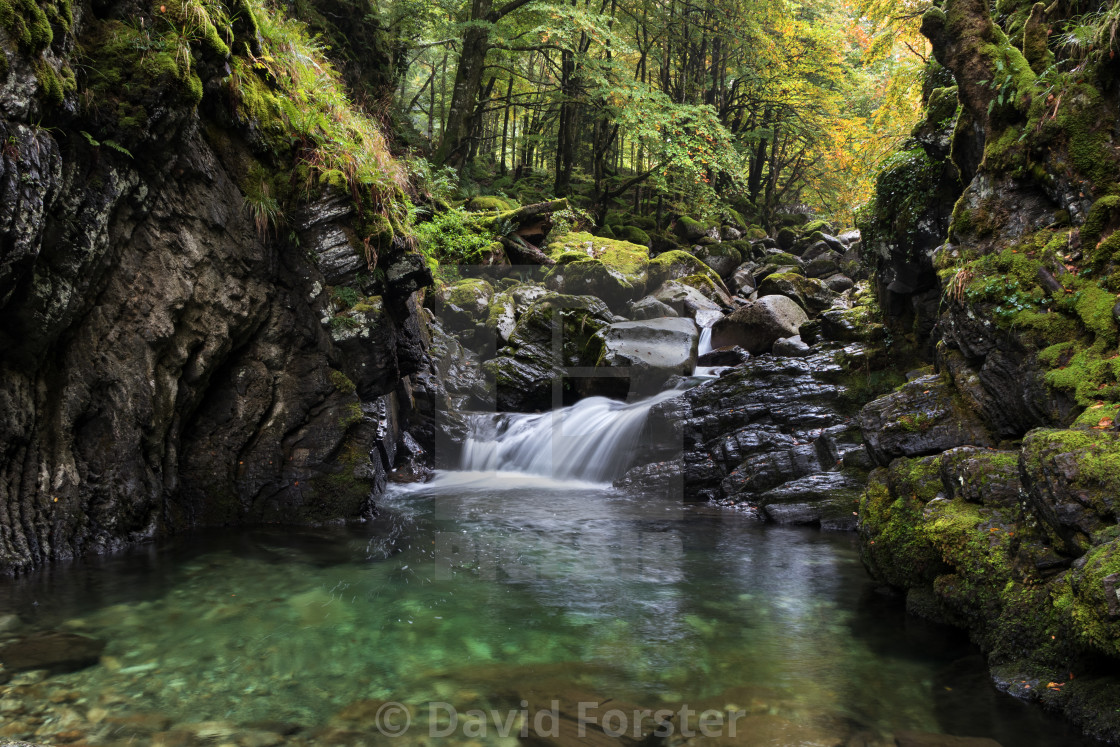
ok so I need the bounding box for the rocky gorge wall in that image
[854,0,1120,738]
[0,0,436,573]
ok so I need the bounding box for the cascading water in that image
[460,389,680,482]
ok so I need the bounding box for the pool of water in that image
[0,474,1100,745]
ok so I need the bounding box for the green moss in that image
[329,369,357,394]
[0,0,54,53]
[1082,196,1120,257]
[339,401,363,429]
[619,226,650,246]
[646,249,721,290]
[445,278,493,309]
[466,195,513,212]
[1072,402,1120,429]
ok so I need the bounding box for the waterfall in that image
[697,326,713,357]
[460,390,681,483]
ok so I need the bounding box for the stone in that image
[772,336,811,357]
[859,375,995,465]
[710,295,808,354]
[823,273,855,292]
[652,280,723,319]
[628,296,679,320]
[646,250,723,291]
[756,273,838,315]
[545,233,650,308]
[0,632,106,672]
[804,253,842,278]
[758,472,865,530]
[729,263,758,295]
[697,346,750,367]
[820,307,886,343]
[592,318,699,395]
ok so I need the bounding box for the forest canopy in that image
[377,0,930,225]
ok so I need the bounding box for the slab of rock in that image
[697,346,750,367]
[757,272,838,314]
[859,374,995,465]
[710,295,808,353]
[773,336,811,357]
[628,296,679,320]
[593,317,699,395]
[0,631,106,672]
[652,280,723,318]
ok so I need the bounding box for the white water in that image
[460,389,681,483]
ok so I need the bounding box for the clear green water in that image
[0,475,1099,745]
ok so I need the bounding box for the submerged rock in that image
[0,632,106,672]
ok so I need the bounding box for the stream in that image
[0,395,1102,745]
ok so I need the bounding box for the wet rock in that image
[545,233,650,308]
[628,296,679,320]
[592,318,699,395]
[710,295,808,354]
[697,346,750,367]
[614,459,685,497]
[758,472,864,529]
[859,375,995,464]
[772,336,812,358]
[0,632,106,673]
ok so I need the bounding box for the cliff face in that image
[0,0,432,572]
[858,0,1120,738]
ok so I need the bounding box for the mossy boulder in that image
[819,306,886,343]
[693,243,742,278]
[544,232,650,309]
[647,250,723,292]
[619,226,651,246]
[1020,428,1120,555]
[466,195,514,212]
[756,273,838,315]
[674,216,717,242]
[485,293,618,411]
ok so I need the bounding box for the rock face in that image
[710,295,808,353]
[592,317,699,396]
[0,1,433,572]
[621,346,873,529]
[859,374,995,464]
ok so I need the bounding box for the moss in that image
[619,226,650,246]
[858,464,943,590]
[339,401,363,429]
[1069,541,1120,657]
[0,0,55,53]
[801,219,832,235]
[1021,2,1053,74]
[744,226,768,240]
[1081,196,1120,257]
[329,369,357,394]
[926,86,959,125]
[646,249,721,290]
[1072,402,1120,429]
[466,195,513,212]
[445,278,493,309]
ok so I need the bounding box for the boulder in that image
[0,632,106,672]
[823,273,855,292]
[710,296,809,354]
[859,374,996,464]
[674,216,719,242]
[820,307,886,343]
[729,263,758,295]
[697,346,750,367]
[544,233,650,309]
[438,278,494,332]
[484,293,618,411]
[777,227,797,250]
[756,273,838,315]
[804,252,843,279]
[647,250,723,291]
[592,317,699,395]
[628,296,679,320]
[485,291,517,344]
[772,336,812,357]
[758,472,864,530]
[693,243,742,278]
[652,280,723,319]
